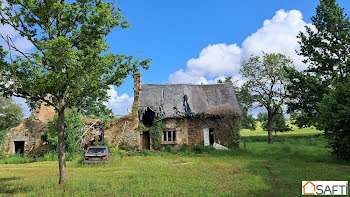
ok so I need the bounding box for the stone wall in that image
[187,117,236,147]
[3,115,51,156]
[103,114,140,148]
[161,118,188,148]
[159,116,237,148]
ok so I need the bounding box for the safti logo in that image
[302,181,348,195]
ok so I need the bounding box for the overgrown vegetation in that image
[46,109,85,158]
[149,120,163,150]
[231,117,240,148]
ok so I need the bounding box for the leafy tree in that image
[217,77,256,130]
[0,0,151,184]
[318,78,350,160]
[240,53,293,144]
[285,0,350,159]
[286,0,350,127]
[257,107,291,135]
[0,95,23,131]
[46,108,84,158]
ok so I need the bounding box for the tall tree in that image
[286,0,350,159]
[240,53,293,144]
[286,0,350,127]
[0,0,151,184]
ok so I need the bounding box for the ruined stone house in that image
[104,72,241,150]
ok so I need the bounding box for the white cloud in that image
[242,9,312,70]
[187,43,241,77]
[168,43,241,84]
[168,9,313,84]
[107,86,133,115]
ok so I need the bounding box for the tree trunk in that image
[58,109,67,184]
[267,110,273,144]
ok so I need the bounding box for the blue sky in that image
[2,0,350,117]
[103,0,350,115]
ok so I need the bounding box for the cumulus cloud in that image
[168,43,241,84]
[107,86,133,115]
[168,9,313,84]
[242,9,313,70]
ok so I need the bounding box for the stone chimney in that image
[132,71,142,116]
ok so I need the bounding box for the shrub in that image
[164,146,177,154]
[119,150,127,160]
[193,144,214,154]
[37,151,58,162]
[118,144,138,152]
[178,144,192,152]
[140,149,155,156]
[0,154,32,164]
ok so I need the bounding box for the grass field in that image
[0,125,349,197]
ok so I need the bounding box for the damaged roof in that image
[138,83,241,119]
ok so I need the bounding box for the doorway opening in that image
[14,141,25,154]
[209,128,215,145]
[142,131,150,150]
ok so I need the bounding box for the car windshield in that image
[87,148,107,154]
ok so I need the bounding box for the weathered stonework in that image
[158,117,236,149]
[186,117,235,147]
[161,118,188,148]
[2,101,56,156]
[103,114,140,148]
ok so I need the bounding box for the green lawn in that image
[0,126,349,197]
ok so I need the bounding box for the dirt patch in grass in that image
[230,170,240,176]
[167,161,190,165]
